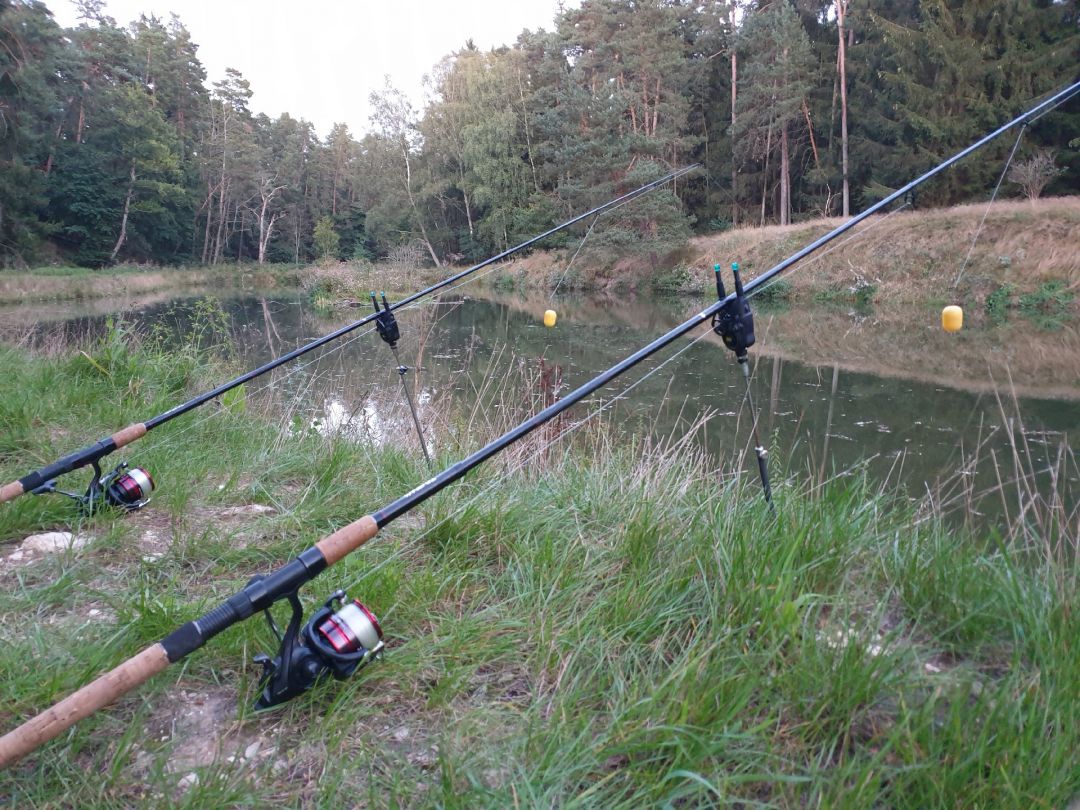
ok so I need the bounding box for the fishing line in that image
[337,327,716,599]
[142,174,691,462]
[952,125,1026,288]
[7,85,1080,766]
[750,200,910,300]
[549,214,600,299]
[549,181,683,299]
[0,167,701,511]
[141,249,530,459]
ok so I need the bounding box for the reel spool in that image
[31,460,154,513]
[253,586,384,710]
[104,466,154,509]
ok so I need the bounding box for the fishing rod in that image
[2,80,1078,769]
[0,164,699,511]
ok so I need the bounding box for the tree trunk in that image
[109,162,137,263]
[837,0,851,217]
[517,69,541,194]
[730,36,738,228]
[780,125,790,226]
[459,166,474,238]
[401,142,441,267]
[213,186,229,264]
[802,99,820,169]
[214,108,229,263]
[759,124,772,227]
[76,85,86,144]
[201,182,214,264]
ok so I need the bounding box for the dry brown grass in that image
[686,196,1080,303]
[0,269,213,304]
[485,196,1080,306]
[0,265,298,306]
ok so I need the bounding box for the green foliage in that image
[312,216,340,260]
[754,278,793,304]
[985,283,1014,321]
[1018,280,1074,316]
[0,0,1077,269]
[649,264,694,293]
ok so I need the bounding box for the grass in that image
[0,263,301,305]
[486,196,1080,313]
[0,327,1076,807]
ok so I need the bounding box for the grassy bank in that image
[0,330,1076,807]
[0,263,302,305]
[487,196,1080,316]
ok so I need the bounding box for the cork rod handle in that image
[0,644,169,768]
[0,481,24,504]
[315,515,379,565]
[110,423,147,448]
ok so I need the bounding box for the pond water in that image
[6,285,1078,531]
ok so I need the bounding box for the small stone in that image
[177,772,199,791]
[924,662,942,674]
[87,608,101,617]
[392,726,410,742]
[8,550,24,561]
[408,751,437,769]
[271,758,288,774]
[244,741,261,760]
[22,531,90,554]
[221,504,276,516]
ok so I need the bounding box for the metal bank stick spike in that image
[372,292,432,470]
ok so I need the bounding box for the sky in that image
[50,0,577,139]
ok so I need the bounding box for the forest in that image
[0,0,1077,269]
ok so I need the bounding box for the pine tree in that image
[735,1,815,225]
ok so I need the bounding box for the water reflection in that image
[9,286,1078,531]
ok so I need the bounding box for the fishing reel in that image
[711,261,756,362]
[371,291,400,349]
[252,583,384,710]
[30,460,154,514]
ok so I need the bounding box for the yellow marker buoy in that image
[544,309,558,328]
[942,305,963,333]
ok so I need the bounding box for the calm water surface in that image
[9,287,1079,529]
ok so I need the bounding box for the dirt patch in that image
[139,686,254,774]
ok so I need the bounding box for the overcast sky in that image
[50,0,576,139]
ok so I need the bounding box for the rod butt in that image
[0,644,169,768]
